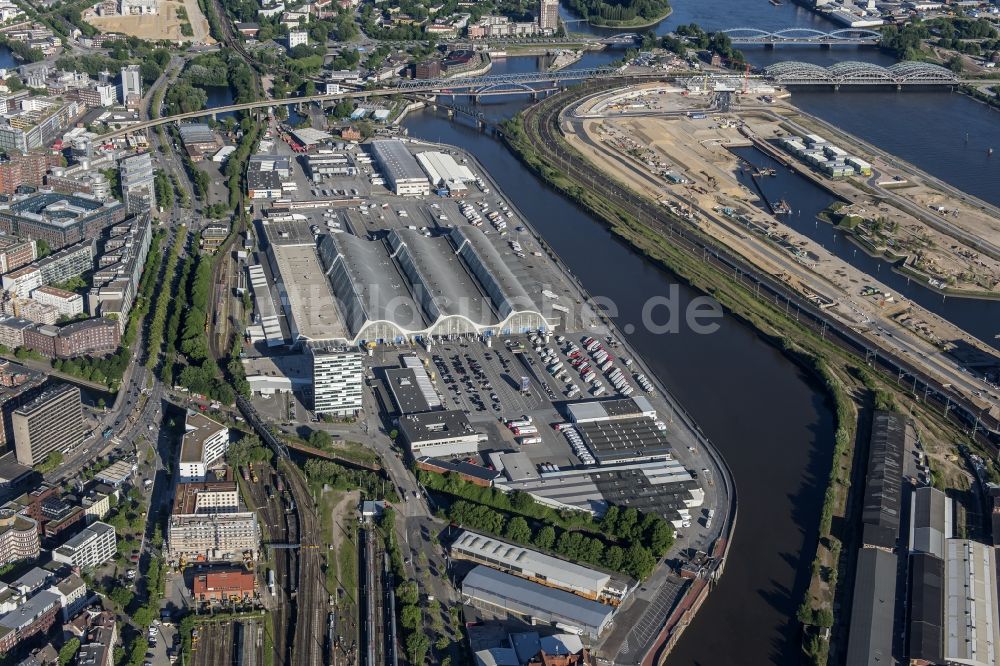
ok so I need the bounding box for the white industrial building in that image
[370,140,430,196]
[119,0,157,14]
[178,411,230,482]
[247,264,283,347]
[311,347,363,416]
[415,150,476,194]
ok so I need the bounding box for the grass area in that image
[338,524,358,606]
[317,490,342,593]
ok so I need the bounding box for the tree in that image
[401,604,422,631]
[601,505,619,536]
[622,543,656,580]
[603,545,626,571]
[616,507,638,540]
[406,632,430,664]
[36,239,51,258]
[533,525,556,550]
[58,638,80,666]
[109,586,134,609]
[397,580,419,606]
[647,520,674,557]
[504,517,532,544]
[308,429,332,450]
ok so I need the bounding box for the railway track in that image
[518,83,1000,446]
[245,467,294,666]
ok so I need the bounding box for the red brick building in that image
[192,569,257,603]
[21,318,120,359]
[0,154,59,196]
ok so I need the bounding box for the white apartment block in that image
[52,522,116,568]
[178,411,229,482]
[288,30,308,48]
[29,286,83,317]
[311,347,363,417]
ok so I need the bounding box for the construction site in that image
[84,0,213,43]
[562,82,1000,388]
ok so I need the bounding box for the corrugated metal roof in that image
[861,411,905,549]
[451,529,610,596]
[908,552,944,663]
[461,565,614,636]
[845,547,898,666]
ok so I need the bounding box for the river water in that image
[402,2,1000,662]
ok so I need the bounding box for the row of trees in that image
[422,471,674,579]
[562,0,670,25]
[448,500,660,580]
[144,228,186,369]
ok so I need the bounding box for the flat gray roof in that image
[371,140,426,182]
[271,243,347,342]
[399,409,477,445]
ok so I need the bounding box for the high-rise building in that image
[119,65,142,105]
[167,513,259,564]
[119,152,155,214]
[538,0,559,32]
[311,347,363,416]
[11,384,84,466]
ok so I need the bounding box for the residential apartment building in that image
[51,521,116,568]
[0,99,79,154]
[20,318,120,358]
[0,237,36,276]
[173,481,240,515]
[49,573,86,621]
[0,589,61,653]
[87,213,152,329]
[28,286,83,317]
[11,384,84,466]
[0,509,39,568]
[119,153,155,214]
[167,513,259,564]
[75,610,117,666]
[538,0,558,31]
[178,411,230,482]
[311,347,363,416]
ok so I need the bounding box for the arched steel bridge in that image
[723,27,881,45]
[765,60,959,86]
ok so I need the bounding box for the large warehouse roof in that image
[416,151,476,187]
[909,486,951,559]
[462,565,615,638]
[844,547,898,666]
[451,530,611,598]
[371,140,426,181]
[861,410,905,550]
[313,226,548,344]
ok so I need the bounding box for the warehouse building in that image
[908,552,944,664]
[461,565,615,638]
[566,397,658,424]
[944,539,1000,666]
[178,124,220,161]
[247,264,283,347]
[844,547,898,666]
[909,486,951,559]
[398,409,480,457]
[860,410,905,551]
[450,529,629,604]
[492,452,701,523]
[415,150,475,195]
[382,359,441,416]
[370,140,430,196]
[304,226,547,345]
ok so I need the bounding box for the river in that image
[406,2,1000,662]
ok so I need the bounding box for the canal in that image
[403,3,1000,661]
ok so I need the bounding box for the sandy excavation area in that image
[85,0,213,43]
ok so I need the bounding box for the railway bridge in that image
[723,27,882,46]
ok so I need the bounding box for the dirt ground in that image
[85,0,213,43]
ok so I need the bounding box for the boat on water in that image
[754,167,777,177]
[769,0,783,6]
[773,199,792,215]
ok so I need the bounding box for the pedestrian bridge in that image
[724,28,881,46]
[765,60,959,86]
